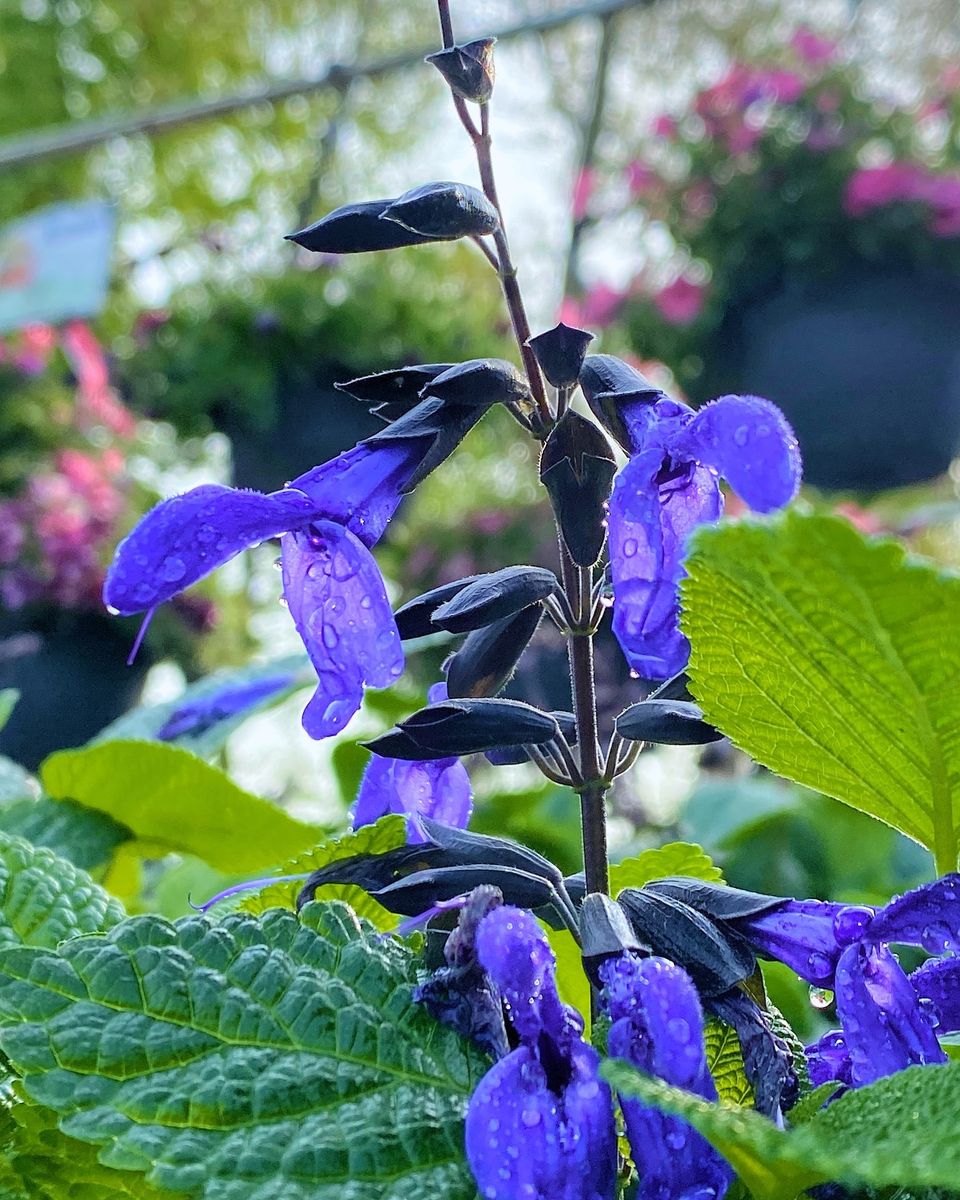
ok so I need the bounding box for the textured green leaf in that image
[0,798,129,873]
[0,900,486,1200]
[238,815,409,928]
[604,1060,960,1200]
[704,1018,752,1107]
[41,741,322,872]
[3,1093,183,1200]
[95,656,309,758]
[683,512,960,872]
[610,841,723,896]
[0,834,125,960]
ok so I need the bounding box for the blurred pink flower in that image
[843,163,928,215]
[653,115,678,139]
[752,69,806,105]
[652,277,706,326]
[625,160,661,198]
[790,28,838,67]
[582,282,626,328]
[925,174,960,237]
[726,122,763,155]
[572,167,596,223]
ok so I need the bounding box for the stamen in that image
[127,606,157,666]
[189,873,312,913]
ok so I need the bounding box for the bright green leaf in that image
[40,740,322,873]
[704,1018,753,1107]
[683,512,960,873]
[0,834,124,959]
[239,814,408,929]
[610,842,723,896]
[604,1060,960,1200]
[3,1092,183,1200]
[0,901,487,1200]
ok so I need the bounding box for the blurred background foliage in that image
[1,0,960,1050]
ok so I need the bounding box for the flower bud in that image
[527,322,594,388]
[381,182,499,239]
[425,38,496,104]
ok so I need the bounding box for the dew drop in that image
[105,604,120,616]
[322,626,339,650]
[809,985,834,1010]
[160,556,186,583]
[622,538,638,558]
[521,1108,541,1128]
[806,952,834,981]
[733,425,749,447]
[833,906,873,947]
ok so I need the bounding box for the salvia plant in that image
[2,6,960,1200]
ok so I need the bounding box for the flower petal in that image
[864,873,960,953]
[104,484,315,615]
[805,1030,852,1088]
[620,395,694,456]
[910,957,960,1035]
[609,451,721,679]
[475,905,573,1046]
[733,899,851,986]
[673,394,801,512]
[834,942,946,1087]
[290,441,417,548]
[351,755,473,843]
[601,954,732,1200]
[465,1044,617,1200]
[281,522,403,740]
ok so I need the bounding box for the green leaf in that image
[0,760,36,808]
[95,656,309,758]
[704,1018,753,1107]
[0,901,487,1200]
[0,798,129,873]
[0,834,125,959]
[610,842,723,896]
[3,1093,184,1200]
[41,740,322,873]
[239,815,409,929]
[0,694,18,735]
[603,1060,960,1200]
[683,512,960,872]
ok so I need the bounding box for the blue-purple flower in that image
[351,682,473,842]
[105,440,424,739]
[465,905,617,1200]
[606,390,800,679]
[730,873,960,1088]
[600,952,733,1200]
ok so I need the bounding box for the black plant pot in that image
[694,267,960,491]
[224,363,382,493]
[0,609,150,770]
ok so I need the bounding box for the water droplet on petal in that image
[733,425,749,447]
[521,1108,541,1128]
[160,556,186,583]
[809,985,834,1010]
[622,537,638,558]
[833,906,873,947]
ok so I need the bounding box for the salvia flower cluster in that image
[102,6,958,1198]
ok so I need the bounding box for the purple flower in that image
[465,906,617,1200]
[156,673,295,740]
[728,874,960,1089]
[600,952,733,1200]
[607,392,800,679]
[104,440,426,739]
[351,682,473,842]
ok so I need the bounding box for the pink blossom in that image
[726,121,763,156]
[843,163,928,215]
[559,297,586,328]
[581,282,626,328]
[625,160,661,198]
[750,68,806,105]
[922,173,960,237]
[790,27,838,67]
[652,114,678,139]
[652,277,706,326]
[572,167,596,223]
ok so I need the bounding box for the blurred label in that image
[0,201,115,333]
